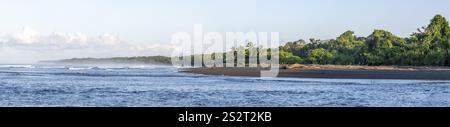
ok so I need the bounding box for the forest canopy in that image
[279,14,450,66]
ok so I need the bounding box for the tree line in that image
[172,15,450,67]
[279,14,450,66]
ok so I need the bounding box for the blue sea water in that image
[1,64,450,107]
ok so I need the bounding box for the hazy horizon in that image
[1,0,450,63]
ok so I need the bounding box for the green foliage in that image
[279,14,450,66]
[308,48,333,64]
[53,14,450,68]
[280,51,303,64]
[363,30,405,65]
[334,31,364,49]
[65,15,450,67]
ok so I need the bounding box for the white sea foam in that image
[67,67,91,70]
[0,64,35,68]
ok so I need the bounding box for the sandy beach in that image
[181,64,450,80]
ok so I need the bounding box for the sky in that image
[0,0,450,63]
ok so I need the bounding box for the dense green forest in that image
[278,14,450,66]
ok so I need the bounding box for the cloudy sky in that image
[0,0,449,63]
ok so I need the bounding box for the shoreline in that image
[181,65,450,80]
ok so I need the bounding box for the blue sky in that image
[0,0,449,63]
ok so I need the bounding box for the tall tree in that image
[363,30,405,65]
[423,15,450,65]
[308,48,333,64]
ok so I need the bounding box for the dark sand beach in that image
[182,65,450,80]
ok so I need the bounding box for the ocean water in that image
[1,64,450,107]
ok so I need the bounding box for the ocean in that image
[1,64,450,107]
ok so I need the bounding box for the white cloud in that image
[0,27,176,63]
[12,26,40,44]
[2,27,118,48]
[99,33,120,45]
[49,32,89,45]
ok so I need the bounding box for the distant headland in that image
[40,56,172,65]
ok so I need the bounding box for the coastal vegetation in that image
[51,15,450,67]
[279,15,450,66]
